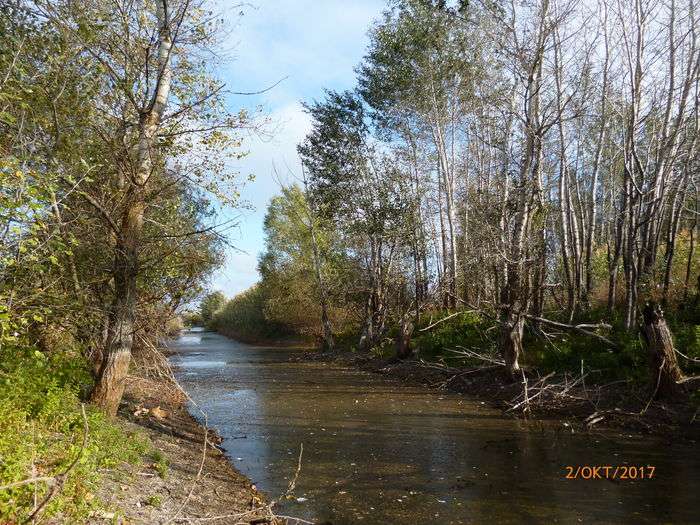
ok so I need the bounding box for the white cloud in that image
[207,0,385,296]
[209,102,312,295]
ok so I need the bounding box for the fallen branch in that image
[450,347,505,366]
[435,365,500,390]
[524,315,616,348]
[675,348,700,363]
[0,477,55,491]
[419,311,472,332]
[520,369,530,414]
[285,443,304,497]
[506,372,556,412]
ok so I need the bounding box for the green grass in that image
[0,344,150,523]
[151,449,170,479]
[145,494,162,508]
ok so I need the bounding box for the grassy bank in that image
[0,344,148,522]
[0,342,277,523]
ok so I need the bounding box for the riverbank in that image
[95,373,280,524]
[297,350,700,440]
[209,325,313,349]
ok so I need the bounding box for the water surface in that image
[170,330,699,524]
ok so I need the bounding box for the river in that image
[169,330,699,524]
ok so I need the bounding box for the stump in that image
[395,314,414,360]
[641,302,685,400]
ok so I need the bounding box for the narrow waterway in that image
[170,330,699,524]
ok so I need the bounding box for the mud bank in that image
[95,374,281,524]
[298,350,700,440]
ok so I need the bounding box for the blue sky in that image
[208,0,386,297]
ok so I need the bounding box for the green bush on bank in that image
[210,284,291,342]
[413,311,493,361]
[0,344,149,523]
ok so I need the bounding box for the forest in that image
[208,0,700,402]
[1,0,700,523]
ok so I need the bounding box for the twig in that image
[674,347,700,363]
[506,372,556,412]
[285,443,304,497]
[521,368,530,414]
[450,347,505,366]
[419,311,471,332]
[435,365,500,389]
[641,357,664,415]
[0,477,55,491]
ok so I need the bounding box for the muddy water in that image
[170,330,699,524]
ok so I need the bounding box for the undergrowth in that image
[408,306,700,384]
[0,344,149,523]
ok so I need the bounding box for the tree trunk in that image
[499,308,524,376]
[90,0,173,415]
[641,302,685,399]
[90,248,137,415]
[307,192,334,351]
[395,313,414,360]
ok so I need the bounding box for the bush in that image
[0,344,149,523]
[211,284,291,342]
[407,306,699,384]
[413,311,495,362]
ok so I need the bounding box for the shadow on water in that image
[169,330,699,525]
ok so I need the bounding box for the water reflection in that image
[169,331,699,524]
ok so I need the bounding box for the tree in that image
[1,0,246,415]
[299,90,413,350]
[200,291,226,326]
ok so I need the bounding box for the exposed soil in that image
[92,374,282,524]
[297,350,700,441]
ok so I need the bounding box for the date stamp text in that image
[564,465,655,480]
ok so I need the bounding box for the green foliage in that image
[182,311,203,328]
[524,329,647,383]
[200,291,226,327]
[413,311,495,362]
[0,345,149,523]
[358,0,485,132]
[524,307,700,381]
[211,285,290,342]
[257,185,354,338]
[145,494,162,508]
[406,305,700,383]
[0,2,245,519]
[151,450,170,480]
